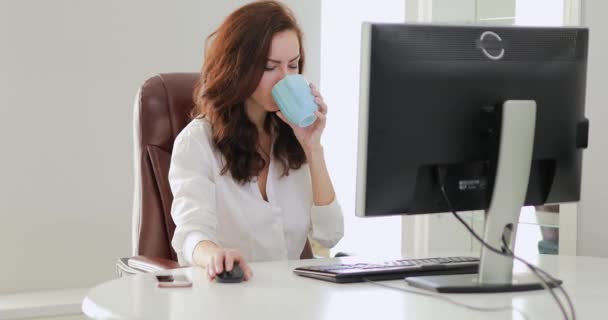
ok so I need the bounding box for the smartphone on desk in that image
[155,275,192,288]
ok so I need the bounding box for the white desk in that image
[83,254,607,319]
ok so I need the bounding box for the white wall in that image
[0,0,320,294]
[579,0,608,257]
[478,0,514,20]
[431,0,476,23]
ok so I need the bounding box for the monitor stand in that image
[405,100,562,293]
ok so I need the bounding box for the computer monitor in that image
[356,23,589,292]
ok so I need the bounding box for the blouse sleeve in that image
[169,125,218,266]
[309,197,344,248]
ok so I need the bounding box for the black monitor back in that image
[357,23,589,217]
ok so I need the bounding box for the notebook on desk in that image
[293,256,480,283]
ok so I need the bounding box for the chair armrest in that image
[115,256,180,276]
[128,255,180,272]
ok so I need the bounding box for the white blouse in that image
[169,118,344,266]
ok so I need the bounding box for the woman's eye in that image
[264,65,298,71]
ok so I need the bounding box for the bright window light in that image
[515,0,565,26]
[321,0,405,257]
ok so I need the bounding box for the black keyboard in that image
[293,256,480,283]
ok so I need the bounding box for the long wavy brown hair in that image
[192,0,307,184]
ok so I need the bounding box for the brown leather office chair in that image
[116,73,313,276]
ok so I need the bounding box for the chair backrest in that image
[132,73,199,260]
[132,73,313,261]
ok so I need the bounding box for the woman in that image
[169,0,344,281]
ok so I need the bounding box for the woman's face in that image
[249,30,301,112]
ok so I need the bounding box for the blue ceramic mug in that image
[271,74,318,127]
